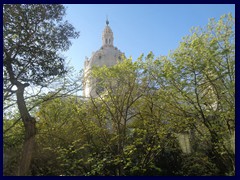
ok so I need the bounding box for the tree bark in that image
[15,83,36,176]
[17,121,36,176]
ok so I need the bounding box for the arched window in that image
[105,39,107,44]
[109,39,111,44]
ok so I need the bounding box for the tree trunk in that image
[5,56,37,175]
[17,120,36,176]
[15,84,36,176]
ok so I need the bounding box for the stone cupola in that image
[102,18,114,46]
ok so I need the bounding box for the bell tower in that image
[102,17,114,46]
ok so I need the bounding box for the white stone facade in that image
[83,20,124,97]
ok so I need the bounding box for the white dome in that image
[83,20,124,97]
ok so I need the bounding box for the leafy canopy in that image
[3,4,79,86]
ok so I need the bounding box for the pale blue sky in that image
[62,4,235,72]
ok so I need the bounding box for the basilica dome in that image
[83,19,124,97]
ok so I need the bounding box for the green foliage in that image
[3,13,234,176]
[3,4,80,175]
[3,119,24,175]
[3,4,79,86]
[178,153,220,176]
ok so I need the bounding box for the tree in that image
[87,58,174,175]
[146,14,235,175]
[3,4,79,175]
[32,96,87,175]
[88,58,143,175]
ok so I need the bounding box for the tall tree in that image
[89,59,143,175]
[3,4,79,175]
[148,13,235,174]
